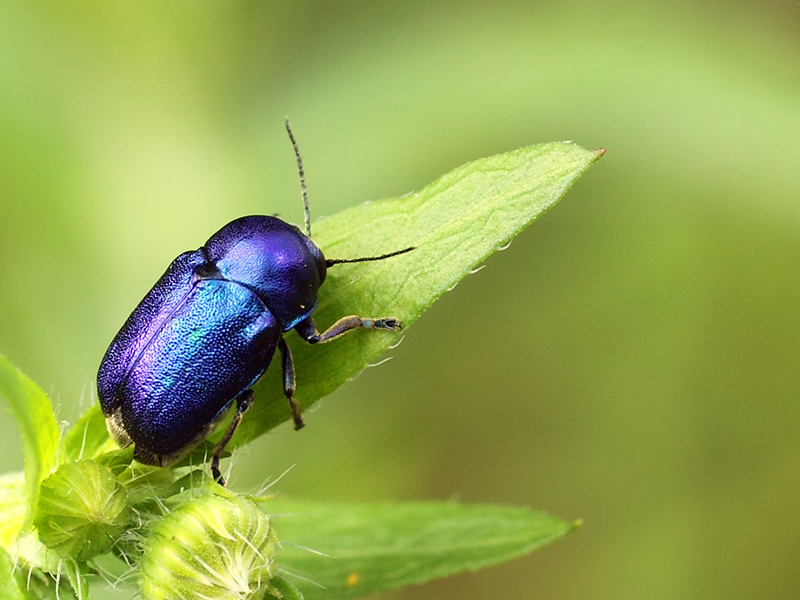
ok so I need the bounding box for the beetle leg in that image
[295,315,402,344]
[210,389,255,486]
[278,337,305,430]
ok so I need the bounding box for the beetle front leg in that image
[210,389,254,486]
[278,337,305,430]
[294,315,402,344]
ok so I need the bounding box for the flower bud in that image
[33,460,130,561]
[139,492,278,600]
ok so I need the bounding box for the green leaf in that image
[0,529,59,600]
[0,544,25,600]
[268,576,305,600]
[62,560,88,600]
[0,356,61,528]
[61,406,111,462]
[65,143,602,457]
[267,499,577,600]
[236,142,603,444]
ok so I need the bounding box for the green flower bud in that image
[33,460,130,561]
[139,492,279,600]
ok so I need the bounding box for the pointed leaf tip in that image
[268,499,576,600]
[0,355,60,528]
[238,141,602,443]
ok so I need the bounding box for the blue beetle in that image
[97,120,412,484]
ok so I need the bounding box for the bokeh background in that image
[2,1,799,598]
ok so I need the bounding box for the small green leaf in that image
[0,356,61,528]
[267,499,577,600]
[268,576,304,600]
[237,142,603,444]
[63,559,88,600]
[61,406,112,462]
[0,528,60,599]
[0,461,77,595]
[0,544,25,600]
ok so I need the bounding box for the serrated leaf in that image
[267,499,577,600]
[237,142,602,443]
[0,356,61,528]
[62,560,88,600]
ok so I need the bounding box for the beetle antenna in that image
[326,246,415,267]
[285,117,311,237]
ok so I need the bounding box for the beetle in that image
[97,120,413,484]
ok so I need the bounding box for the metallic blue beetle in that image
[97,121,412,484]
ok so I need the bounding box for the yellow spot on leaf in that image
[346,573,359,587]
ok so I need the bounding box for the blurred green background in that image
[2,1,799,598]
